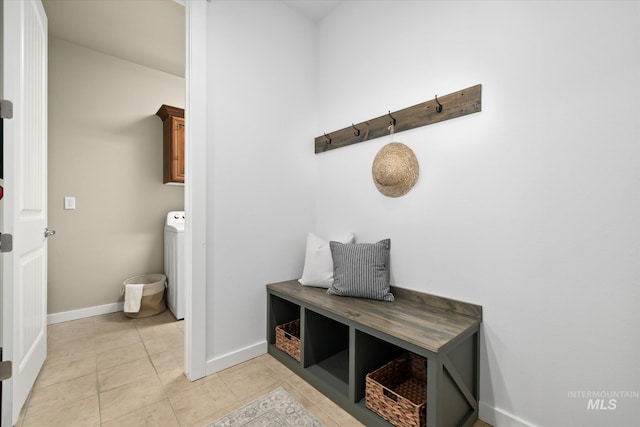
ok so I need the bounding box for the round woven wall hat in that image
[372,142,419,197]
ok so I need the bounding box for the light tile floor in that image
[16,310,492,427]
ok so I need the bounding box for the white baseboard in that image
[47,302,124,324]
[479,401,535,427]
[206,341,268,375]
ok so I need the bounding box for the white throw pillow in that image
[298,232,355,288]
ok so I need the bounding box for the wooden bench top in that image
[267,280,482,354]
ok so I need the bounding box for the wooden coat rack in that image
[315,84,482,154]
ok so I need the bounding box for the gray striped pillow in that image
[327,239,394,302]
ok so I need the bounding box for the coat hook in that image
[324,132,332,144]
[352,123,360,137]
[388,111,396,127]
[434,95,443,113]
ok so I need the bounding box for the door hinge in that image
[0,99,13,119]
[0,361,11,381]
[0,233,13,253]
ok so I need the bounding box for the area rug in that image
[207,387,325,427]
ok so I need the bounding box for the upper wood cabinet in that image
[156,104,185,184]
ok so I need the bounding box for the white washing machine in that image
[164,211,185,320]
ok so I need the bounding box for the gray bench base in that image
[266,280,482,427]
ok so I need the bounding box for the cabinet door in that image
[157,104,185,184]
[170,117,185,183]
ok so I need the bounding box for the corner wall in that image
[205,1,316,370]
[315,1,640,426]
[48,37,185,316]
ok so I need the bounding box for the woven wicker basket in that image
[275,319,300,362]
[365,353,427,427]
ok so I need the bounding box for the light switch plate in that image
[64,196,76,210]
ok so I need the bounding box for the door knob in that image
[44,228,56,238]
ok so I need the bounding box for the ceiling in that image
[283,0,341,22]
[43,0,186,77]
[42,0,342,79]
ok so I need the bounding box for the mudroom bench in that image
[266,279,483,427]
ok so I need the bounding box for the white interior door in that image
[1,0,48,425]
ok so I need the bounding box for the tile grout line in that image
[91,317,102,427]
[136,316,183,426]
[94,315,170,425]
[21,313,365,427]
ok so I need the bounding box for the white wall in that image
[200,0,640,425]
[204,1,316,370]
[315,1,640,427]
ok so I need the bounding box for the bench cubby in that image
[266,280,482,427]
[304,308,350,397]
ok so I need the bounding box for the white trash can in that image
[121,274,167,318]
